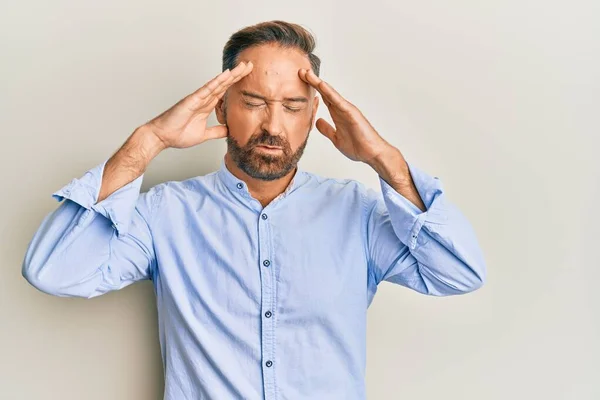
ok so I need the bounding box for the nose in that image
[260,106,284,137]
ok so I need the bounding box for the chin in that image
[244,158,294,181]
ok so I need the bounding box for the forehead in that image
[235,43,314,99]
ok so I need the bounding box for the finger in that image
[212,61,253,99]
[204,124,228,141]
[215,61,252,91]
[186,62,253,112]
[183,71,233,112]
[194,67,237,100]
[208,72,238,100]
[315,118,337,143]
[194,61,250,99]
[232,60,253,79]
[230,62,253,84]
[202,61,254,106]
[299,69,348,110]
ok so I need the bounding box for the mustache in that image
[248,131,288,149]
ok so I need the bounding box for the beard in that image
[226,127,310,181]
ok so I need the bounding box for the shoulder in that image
[302,170,380,207]
[303,170,363,191]
[144,171,219,210]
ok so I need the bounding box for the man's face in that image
[216,43,319,181]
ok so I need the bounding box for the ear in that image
[216,97,226,125]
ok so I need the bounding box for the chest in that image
[152,197,369,323]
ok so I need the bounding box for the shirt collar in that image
[217,156,309,201]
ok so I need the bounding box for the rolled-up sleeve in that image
[22,158,162,298]
[51,158,144,237]
[364,161,486,296]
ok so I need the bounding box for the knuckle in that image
[338,101,352,112]
[185,94,202,110]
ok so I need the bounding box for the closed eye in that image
[245,102,264,108]
[245,102,303,113]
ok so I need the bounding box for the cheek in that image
[226,107,261,140]
[228,106,259,126]
[286,113,313,148]
[227,104,312,145]
[294,109,313,130]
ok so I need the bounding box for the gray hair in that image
[222,20,321,76]
[220,20,321,115]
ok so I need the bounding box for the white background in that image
[1,0,598,398]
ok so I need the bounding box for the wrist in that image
[366,145,411,186]
[132,125,168,161]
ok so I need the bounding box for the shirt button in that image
[261,213,268,220]
[236,183,243,189]
[263,260,270,267]
[265,360,273,367]
[265,311,272,318]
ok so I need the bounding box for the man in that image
[22,20,486,400]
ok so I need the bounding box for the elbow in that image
[22,260,107,299]
[22,259,78,298]
[463,275,485,294]
[417,261,486,296]
[433,261,486,296]
[22,261,61,297]
[21,237,65,297]
[459,260,487,294]
[449,247,488,295]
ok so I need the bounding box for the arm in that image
[21,62,254,299]
[297,68,486,296]
[21,127,165,298]
[364,151,486,295]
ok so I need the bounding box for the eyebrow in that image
[240,90,308,103]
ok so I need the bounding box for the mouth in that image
[255,145,283,153]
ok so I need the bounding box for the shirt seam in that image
[359,187,378,287]
[146,183,165,280]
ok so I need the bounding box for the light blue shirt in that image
[22,156,486,399]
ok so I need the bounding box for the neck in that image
[224,152,296,207]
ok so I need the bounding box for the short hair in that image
[222,20,321,76]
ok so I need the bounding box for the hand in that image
[144,61,253,149]
[298,68,391,164]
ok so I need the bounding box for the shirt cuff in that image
[379,161,448,250]
[51,158,145,236]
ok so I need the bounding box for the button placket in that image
[233,180,264,212]
[258,208,277,398]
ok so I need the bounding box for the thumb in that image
[204,124,228,141]
[315,118,336,143]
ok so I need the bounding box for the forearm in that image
[366,145,426,212]
[367,149,486,294]
[23,161,159,298]
[98,125,166,203]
